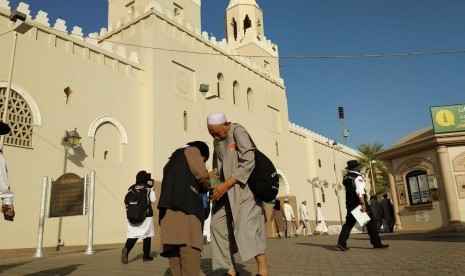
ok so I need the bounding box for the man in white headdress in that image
[0,122,15,221]
[207,112,268,276]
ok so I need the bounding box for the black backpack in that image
[233,127,279,202]
[124,188,149,224]
[248,149,279,202]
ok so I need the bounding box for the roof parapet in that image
[1,1,140,64]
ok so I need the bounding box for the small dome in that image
[227,0,259,9]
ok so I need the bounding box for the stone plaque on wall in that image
[396,183,408,205]
[452,152,465,172]
[415,210,430,222]
[455,175,465,199]
[49,173,85,218]
[172,61,195,101]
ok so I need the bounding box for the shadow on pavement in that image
[23,264,83,276]
[157,258,249,275]
[295,242,374,251]
[349,231,465,243]
[0,261,31,273]
[131,251,160,263]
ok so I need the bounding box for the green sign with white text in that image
[430,104,465,134]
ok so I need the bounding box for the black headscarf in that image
[187,141,210,161]
[274,199,281,210]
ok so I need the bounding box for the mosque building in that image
[0,0,359,250]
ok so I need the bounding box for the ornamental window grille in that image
[0,88,34,148]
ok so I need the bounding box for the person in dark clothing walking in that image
[337,160,389,251]
[121,170,156,264]
[380,193,395,233]
[369,195,384,232]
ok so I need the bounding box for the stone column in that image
[436,146,461,223]
[387,161,402,230]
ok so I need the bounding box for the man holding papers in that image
[336,160,389,251]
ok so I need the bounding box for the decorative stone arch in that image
[394,157,436,182]
[276,169,290,196]
[87,115,128,144]
[0,82,42,126]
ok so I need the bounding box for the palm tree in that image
[357,143,389,196]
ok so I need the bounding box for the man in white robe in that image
[0,122,14,221]
[207,112,268,276]
[296,200,312,236]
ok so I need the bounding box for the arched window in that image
[183,111,188,131]
[233,81,239,105]
[0,88,33,148]
[247,88,254,111]
[231,18,237,41]
[217,73,224,98]
[406,170,431,205]
[243,15,251,35]
[93,122,122,162]
[88,115,128,161]
[321,187,326,203]
[63,87,73,104]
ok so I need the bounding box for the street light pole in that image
[0,11,31,147]
[332,141,343,225]
[369,160,377,195]
[199,84,210,142]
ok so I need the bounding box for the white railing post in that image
[34,176,49,257]
[85,171,96,255]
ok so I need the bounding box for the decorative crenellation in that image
[289,122,359,155]
[1,1,140,64]
[102,0,284,87]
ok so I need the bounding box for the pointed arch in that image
[87,115,128,144]
[243,14,252,35]
[233,81,239,105]
[217,73,224,98]
[231,18,238,41]
[277,169,290,196]
[247,87,254,111]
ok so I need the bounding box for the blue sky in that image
[7,0,465,149]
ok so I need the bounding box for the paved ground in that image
[1,230,465,275]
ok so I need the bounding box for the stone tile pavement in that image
[1,230,465,275]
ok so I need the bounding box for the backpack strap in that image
[232,124,256,149]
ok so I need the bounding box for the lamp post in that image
[308,177,319,221]
[369,160,377,195]
[332,141,343,224]
[0,11,32,147]
[199,84,209,142]
[57,128,82,249]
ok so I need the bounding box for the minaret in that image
[225,0,279,77]
[225,0,264,42]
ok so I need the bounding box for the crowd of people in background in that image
[117,112,397,274]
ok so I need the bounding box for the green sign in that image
[430,104,465,134]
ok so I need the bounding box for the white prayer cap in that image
[207,112,227,125]
[284,198,289,202]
